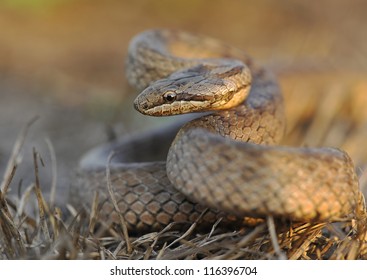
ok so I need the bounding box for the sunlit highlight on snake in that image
[77,29,360,232]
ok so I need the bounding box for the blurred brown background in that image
[0,0,366,202]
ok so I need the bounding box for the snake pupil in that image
[164,92,176,102]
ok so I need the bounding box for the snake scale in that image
[75,29,360,232]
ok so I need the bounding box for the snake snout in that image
[133,96,149,114]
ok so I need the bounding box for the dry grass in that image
[1,180,366,259]
[1,0,366,260]
[1,83,367,260]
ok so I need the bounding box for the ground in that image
[0,0,367,259]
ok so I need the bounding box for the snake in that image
[75,29,361,232]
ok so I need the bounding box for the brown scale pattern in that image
[76,29,361,232]
[74,164,239,232]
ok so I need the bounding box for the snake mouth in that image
[134,99,176,117]
[142,104,178,116]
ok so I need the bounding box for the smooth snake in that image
[76,29,361,232]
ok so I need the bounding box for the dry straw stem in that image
[267,216,286,259]
[0,117,39,258]
[45,138,57,208]
[1,116,39,194]
[33,147,51,243]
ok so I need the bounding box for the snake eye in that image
[163,92,176,103]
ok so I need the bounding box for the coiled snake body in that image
[77,29,360,232]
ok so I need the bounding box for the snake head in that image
[134,62,252,116]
